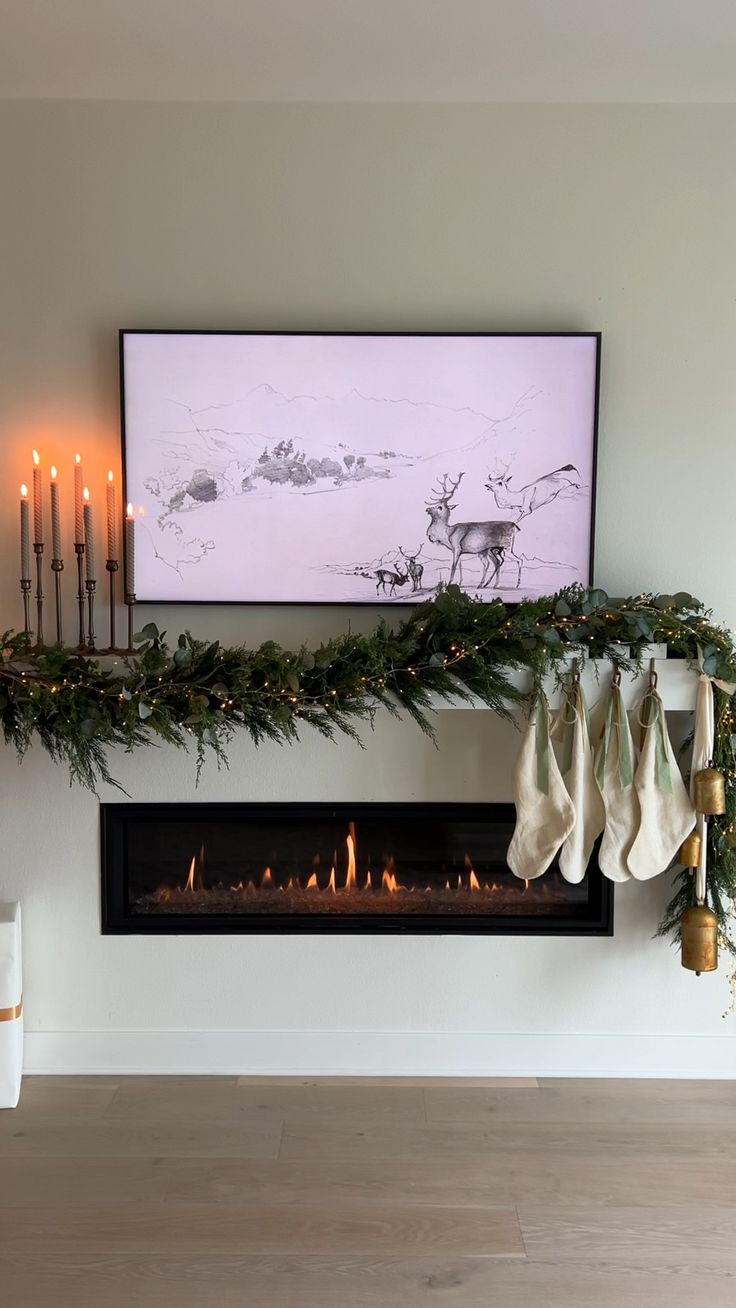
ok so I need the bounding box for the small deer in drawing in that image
[425,473,521,589]
[374,566,409,597]
[485,460,581,522]
[398,545,425,593]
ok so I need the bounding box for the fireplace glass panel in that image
[101,803,612,935]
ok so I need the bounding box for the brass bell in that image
[692,766,726,816]
[678,829,702,869]
[681,903,719,974]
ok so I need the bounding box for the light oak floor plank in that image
[519,1204,736,1268]
[160,1155,515,1209]
[158,1151,736,1210]
[0,1117,282,1159]
[236,1075,539,1087]
[279,1118,736,1161]
[1,1256,734,1308]
[425,1083,736,1124]
[0,1158,171,1207]
[0,1201,524,1257]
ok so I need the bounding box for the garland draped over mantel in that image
[2,584,736,962]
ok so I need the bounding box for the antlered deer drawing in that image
[398,545,425,593]
[485,461,581,522]
[425,473,521,589]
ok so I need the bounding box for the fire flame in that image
[345,823,357,890]
[165,824,554,908]
[184,856,197,894]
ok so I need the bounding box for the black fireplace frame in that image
[100,802,614,937]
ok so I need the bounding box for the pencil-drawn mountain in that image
[154,382,533,473]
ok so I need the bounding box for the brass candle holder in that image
[74,542,86,650]
[51,557,64,645]
[105,559,119,652]
[85,579,97,653]
[20,578,32,646]
[33,542,44,650]
[125,590,136,653]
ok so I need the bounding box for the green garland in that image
[2,584,736,961]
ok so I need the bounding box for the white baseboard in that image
[22,1029,736,1077]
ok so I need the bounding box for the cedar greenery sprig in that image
[2,583,735,966]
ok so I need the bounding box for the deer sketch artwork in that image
[485,461,582,522]
[373,565,409,597]
[425,473,522,589]
[398,545,425,593]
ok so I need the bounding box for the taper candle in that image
[74,453,84,545]
[83,488,95,581]
[125,502,135,596]
[106,471,117,560]
[50,466,62,561]
[32,449,43,544]
[20,485,31,581]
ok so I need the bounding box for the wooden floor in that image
[2,1076,736,1306]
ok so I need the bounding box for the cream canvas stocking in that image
[628,686,695,881]
[594,678,638,882]
[508,693,575,880]
[557,680,606,884]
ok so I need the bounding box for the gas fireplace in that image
[101,803,612,935]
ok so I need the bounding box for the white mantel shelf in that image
[427,656,700,713]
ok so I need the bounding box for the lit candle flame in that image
[75,453,81,464]
[32,449,40,467]
[50,465,57,480]
[83,486,90,502]
[108,469,114,482]
[20,483,28,497]
[126,502,133,517]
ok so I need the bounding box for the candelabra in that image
[51,557,64,644]
[33,543,44,651]
[105,559,119,652]
[74,543,86,650]
[85,579,97,653]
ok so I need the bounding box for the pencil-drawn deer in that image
[374,566,409,597]
[398,545,425,593]
[425,473,522,588]
[485,460,581,522]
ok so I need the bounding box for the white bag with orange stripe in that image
[0,903,22,1109]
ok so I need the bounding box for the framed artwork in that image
[120,331,600,605]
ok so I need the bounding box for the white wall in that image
[1,102,735,1075]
